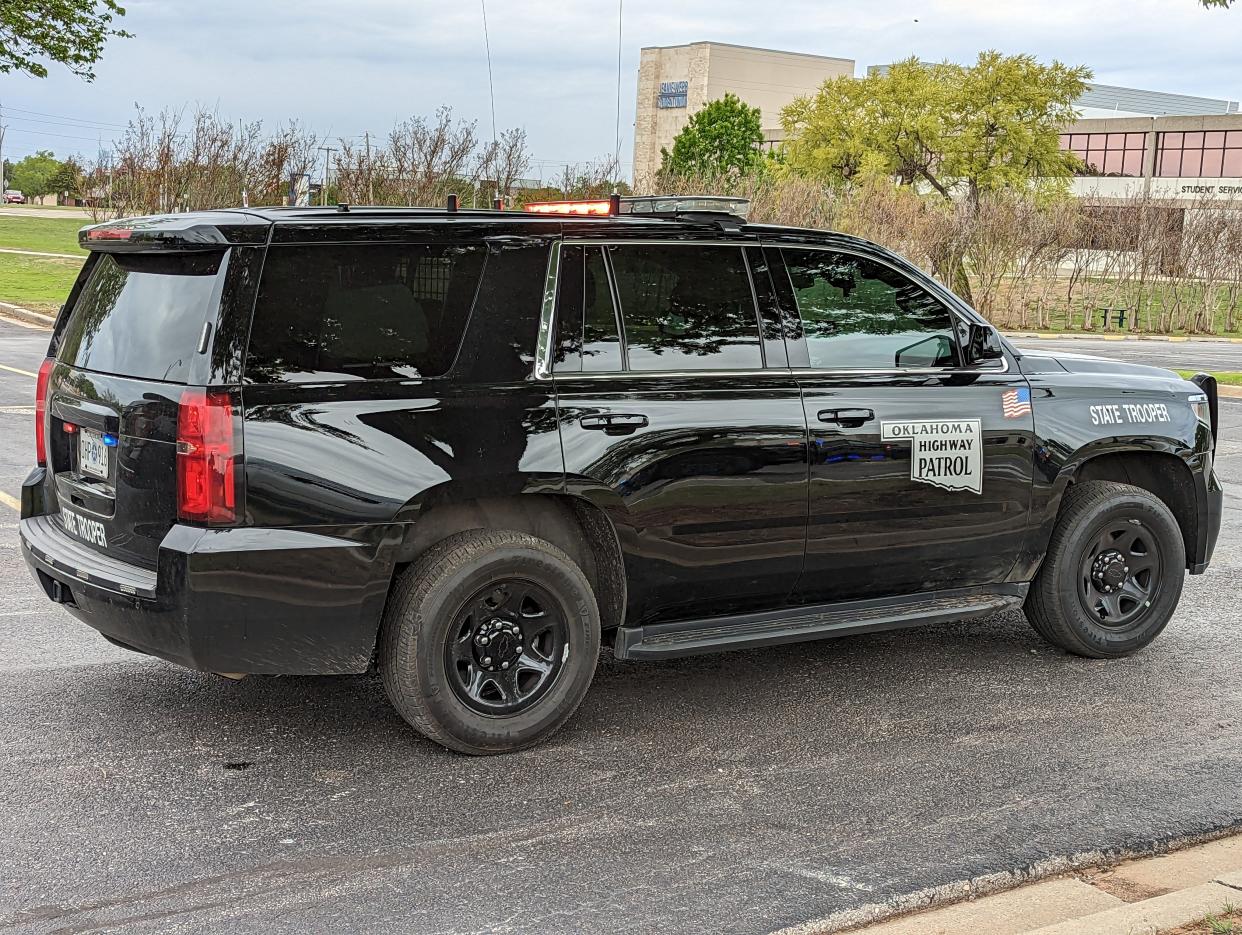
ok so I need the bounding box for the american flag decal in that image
[1002,387,1032,419]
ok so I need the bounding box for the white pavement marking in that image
[0,362,37,378]
[0,247,83,260]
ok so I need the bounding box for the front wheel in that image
[1025,480,1185,658]
[380,530,601,754]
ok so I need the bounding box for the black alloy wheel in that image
[446,579,569,715]
[1078,518,1163,630]
[1025,480,1185,659]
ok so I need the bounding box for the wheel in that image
[1025,480,1185,658]
[379,529,601,754]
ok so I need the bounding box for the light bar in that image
[622,195,750,219]
[523,200,613,216]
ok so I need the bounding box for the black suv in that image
[20,196,1223,754]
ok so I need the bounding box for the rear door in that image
[771,244,1035,604]
[552,239,809,626]
[43,248,241,567]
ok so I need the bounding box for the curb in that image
[0,246,84,260]
[1005,331,1242,344]
[0,303,55,329]
[830,832,1242,935]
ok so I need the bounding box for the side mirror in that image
[967,323,1004,363]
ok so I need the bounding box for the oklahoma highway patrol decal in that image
[881,419,983,494]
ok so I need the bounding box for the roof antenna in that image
[447,193,459,213]
[481,0,499,205]
[613,0,623,195]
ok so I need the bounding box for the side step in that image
[612,585,1028,661]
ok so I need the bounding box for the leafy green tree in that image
[782,53,1089,302]
[47,157,83,195]
[10,151,63,197]
[1,0,132,80]
[782,53,1090,207]
[660,93,765,177]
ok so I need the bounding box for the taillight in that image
[176,389,240,524]
[35,357,54,466]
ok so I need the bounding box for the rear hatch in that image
[42,225,252,569]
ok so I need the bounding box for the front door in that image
[551,240,809,626]
[770,244,1035,604]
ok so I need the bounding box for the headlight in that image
[1189,392,1211,428]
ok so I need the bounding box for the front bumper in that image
[20,509,394,675]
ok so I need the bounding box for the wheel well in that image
[1072,452,1197,565]
[389,494,627,634]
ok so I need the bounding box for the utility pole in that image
[0,99,7,191]
[364,131,373,204]
[318,145,338,206]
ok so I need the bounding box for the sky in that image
[2,0,1241,182]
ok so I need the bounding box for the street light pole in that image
[318,145,338,206]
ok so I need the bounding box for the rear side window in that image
[608,244,762,371]
[553,245,623,373]
[245,243,487,383]
[781,249,959,370]
[57,251,224,383]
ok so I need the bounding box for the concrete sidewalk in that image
[1005,331,1242,344]
[838,834,1242,935]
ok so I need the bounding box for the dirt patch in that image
[1080,868,1173,903]
[1161,905,1242,934]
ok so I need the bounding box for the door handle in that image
[817,408,875,427]
[580,413,649,434]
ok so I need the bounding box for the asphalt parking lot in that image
[0,317,1239,935]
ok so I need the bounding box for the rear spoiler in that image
[80,212,268,252]
[1189,372,1219,448]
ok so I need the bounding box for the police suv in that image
[20,195,1223,754]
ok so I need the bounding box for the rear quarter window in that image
[56,252,225,384]
[244,243,487,383]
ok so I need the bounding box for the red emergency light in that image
[522,197,617,217]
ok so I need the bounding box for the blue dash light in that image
[102,433,119,447]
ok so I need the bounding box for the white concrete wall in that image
[633,42,853,186]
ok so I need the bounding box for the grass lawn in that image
[0,215,88,255]
[1176,369,1242,386]
[0,253,84,313]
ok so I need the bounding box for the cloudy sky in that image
[2,0,1240,181]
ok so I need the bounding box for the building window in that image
[1157,130,1242,178]
[1060,132,1146,177]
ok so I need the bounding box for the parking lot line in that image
[0,362,36,378]
[0,491,21,512]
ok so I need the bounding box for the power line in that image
[1,126,115,143]
[3,105,125,129]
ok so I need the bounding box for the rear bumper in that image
[20,496,395,675]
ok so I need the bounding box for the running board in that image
[612,585,1028,661]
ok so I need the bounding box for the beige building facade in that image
[632,41,853,185]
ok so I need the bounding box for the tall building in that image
[632,42,853,185]
[633,42,1242,204]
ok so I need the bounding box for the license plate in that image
[78,427,110,479]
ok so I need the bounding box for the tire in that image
[380,529,601,754]
[1025,480,1186,658]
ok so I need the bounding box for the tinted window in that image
[553,245,623,373]
[245,243,487,383]
[57,252,223,383]
[782,249,959,370]
[609,244,762,371]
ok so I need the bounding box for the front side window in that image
[245,243,486,383]
[782,249,959,370]
[608,244,762,371]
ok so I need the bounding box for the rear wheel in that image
[1025,480,1185,658]
[380,529,600,754]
